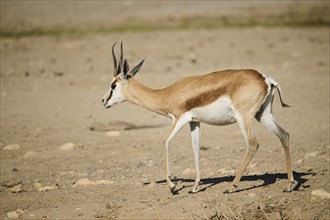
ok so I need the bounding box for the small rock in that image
[9,184,22,193]
[59,142,77,151]
[200,146,210,151]
[34,182,42,190]
[3,144,21,151]
[303,166,313,172]
[311,189,330,200]
[88,121,137,132]
[73,178,114,187]
[38,186,56,192]
[106,131,121,137]
[7,211,19,219]
[73,178,95,186]
[305,151,318,158]
[217,168,234,175]
[24,151,37,158]
[296,159,304,164]
[16,209,26,214]
[189,52,197,64]
[148,181,157,188]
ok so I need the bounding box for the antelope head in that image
[102,42,145,109]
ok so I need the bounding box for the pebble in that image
[88,121,138,131]
[311,189,330,200]
[9,184,22,193]
[148,181,157,188]
[73,178,114,187]
[182,168,195,176]
[34,182,56,192]
[303,166,313,172]
[7,211,19,219]
[34,182,42,189]
[106,131,121,137]
[217,168,235,175]
[24,151,37,158]
[296,159,304,164]
[38,186,56,192]
[305,151,318,158]
[59,142,77,151]
[3,144,21,151]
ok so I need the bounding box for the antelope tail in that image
[275,84,290,108]
[267,77,290,108]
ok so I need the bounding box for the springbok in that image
[102,42,296,194]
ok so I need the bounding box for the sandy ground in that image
[1,1,330,220]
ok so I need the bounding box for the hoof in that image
[189,182,200,194]
[283,180,298,192]
[223,189,233,194]
[169,184,177,195]
[223,184,237,194]
[189,188,198,194]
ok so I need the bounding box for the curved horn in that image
[112,42,118,77]
[117,41,124,75]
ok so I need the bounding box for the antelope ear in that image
[129,57,146,76]
[123,59,130,79]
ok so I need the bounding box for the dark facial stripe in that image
[106,90,113,102]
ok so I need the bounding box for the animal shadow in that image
[151,171,314,194]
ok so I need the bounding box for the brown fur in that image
[123,69,268,118]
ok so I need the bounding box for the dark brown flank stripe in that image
[183,70,268,111]
[184,87,228,111]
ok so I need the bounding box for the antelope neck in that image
[125,78,169,116]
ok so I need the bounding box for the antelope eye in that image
[111,83,116,90]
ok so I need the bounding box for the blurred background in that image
[1,1,329,36]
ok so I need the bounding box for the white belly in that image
[190,96,237,125]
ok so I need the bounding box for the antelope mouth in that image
[103,103,111,109]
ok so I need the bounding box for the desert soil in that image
[1,1,329,220]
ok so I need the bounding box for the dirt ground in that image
[1,1,329,220]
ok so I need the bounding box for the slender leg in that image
[225,116,259,193]
[189,121,201,193]
[164,115,190,193]
[259,113,295,192]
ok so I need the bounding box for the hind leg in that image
[258,112,296,192]
[225,114,259,193]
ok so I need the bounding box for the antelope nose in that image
[102,98,105,104]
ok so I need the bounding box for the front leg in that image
[189,121,201,193]
[164,115,191,194]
